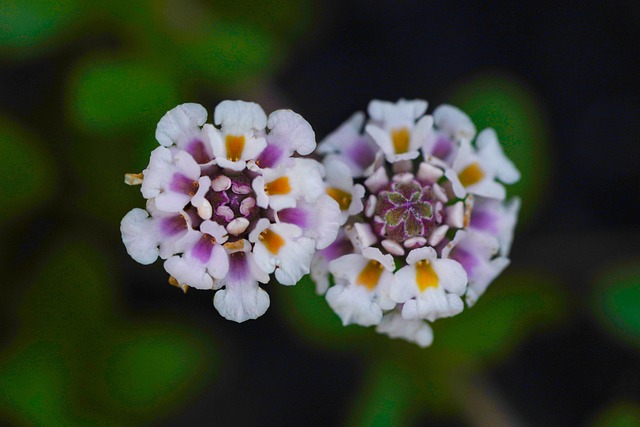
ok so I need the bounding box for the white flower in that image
[164,220,229,290]
[249,218,316,286]
[208,100,268,171]
[122,100,339,322]
[313,98,520,346]
[323,158,365,224]
[120,199,191,265]
[213,240,270,322]
[326,247,396,326]
[365,99,433,163]
[390,247,467,322]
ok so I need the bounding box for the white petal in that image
[326,284,383,326]
[120,208,159,265]
[141,147,173,199]
[274,236,315,285]
[433,104,476,141]
[476,128,521,184]
[432,258,468,295]
[213,279,270,322]
[164,255,213,290]
[267,109,316,156]
[376,312,434,348]
[214,100,267,135]
[155,103,207,147]
[406,246,437,266]
[367,99,428,126]
[466,257,510,307]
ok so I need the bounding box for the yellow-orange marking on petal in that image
[225,134,246,162]
[356,260,384,290]
[415,260,439,292]
[458,162,485,187]
[391,127,410,154]
[259,228,285,255]
[265,176,291,195]
[326,187,352,210]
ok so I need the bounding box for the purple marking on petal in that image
[228,252,251,282]
[256,144,284,169]
[186,139,210,164]
[470,211,499,234]
[320,236,354,261]
[451,247,479,277]
[345,138,376,170]
[432,135,453,159]
[160,215,187,237]
[169,173,198,195]
[278,207,308,228]
[192,235,214,263]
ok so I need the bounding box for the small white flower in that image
[326,247,396,326]
[365,99,432,163]
[390,247,467,322]
[249,218,316,285]
[208,100,268,171]
[323,158,365,224]
[451,139,507,200]
[164,220,229,290]
[213,240,270,322]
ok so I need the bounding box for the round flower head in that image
[315,98,520,347]
[121,101,340,322]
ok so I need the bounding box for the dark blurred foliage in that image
[1,1,639,426]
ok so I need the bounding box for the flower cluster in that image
[312,99,520,347]
[121,101,340,322]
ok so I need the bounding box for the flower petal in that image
[120,208,159,265]
[155,103,208,147]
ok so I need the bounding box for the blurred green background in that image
[1,1,639,426]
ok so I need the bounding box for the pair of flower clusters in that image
[121,99,519,346]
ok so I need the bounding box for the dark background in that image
[1,1,639,426]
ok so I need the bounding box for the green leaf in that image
[449,73,552,225]
[593,261,640,349]
[0,116,56,225]
[68,55,179,134]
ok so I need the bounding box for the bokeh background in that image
[1,1,639,426]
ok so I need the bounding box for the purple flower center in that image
[373,179,440,243]
[207,172,259,235]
